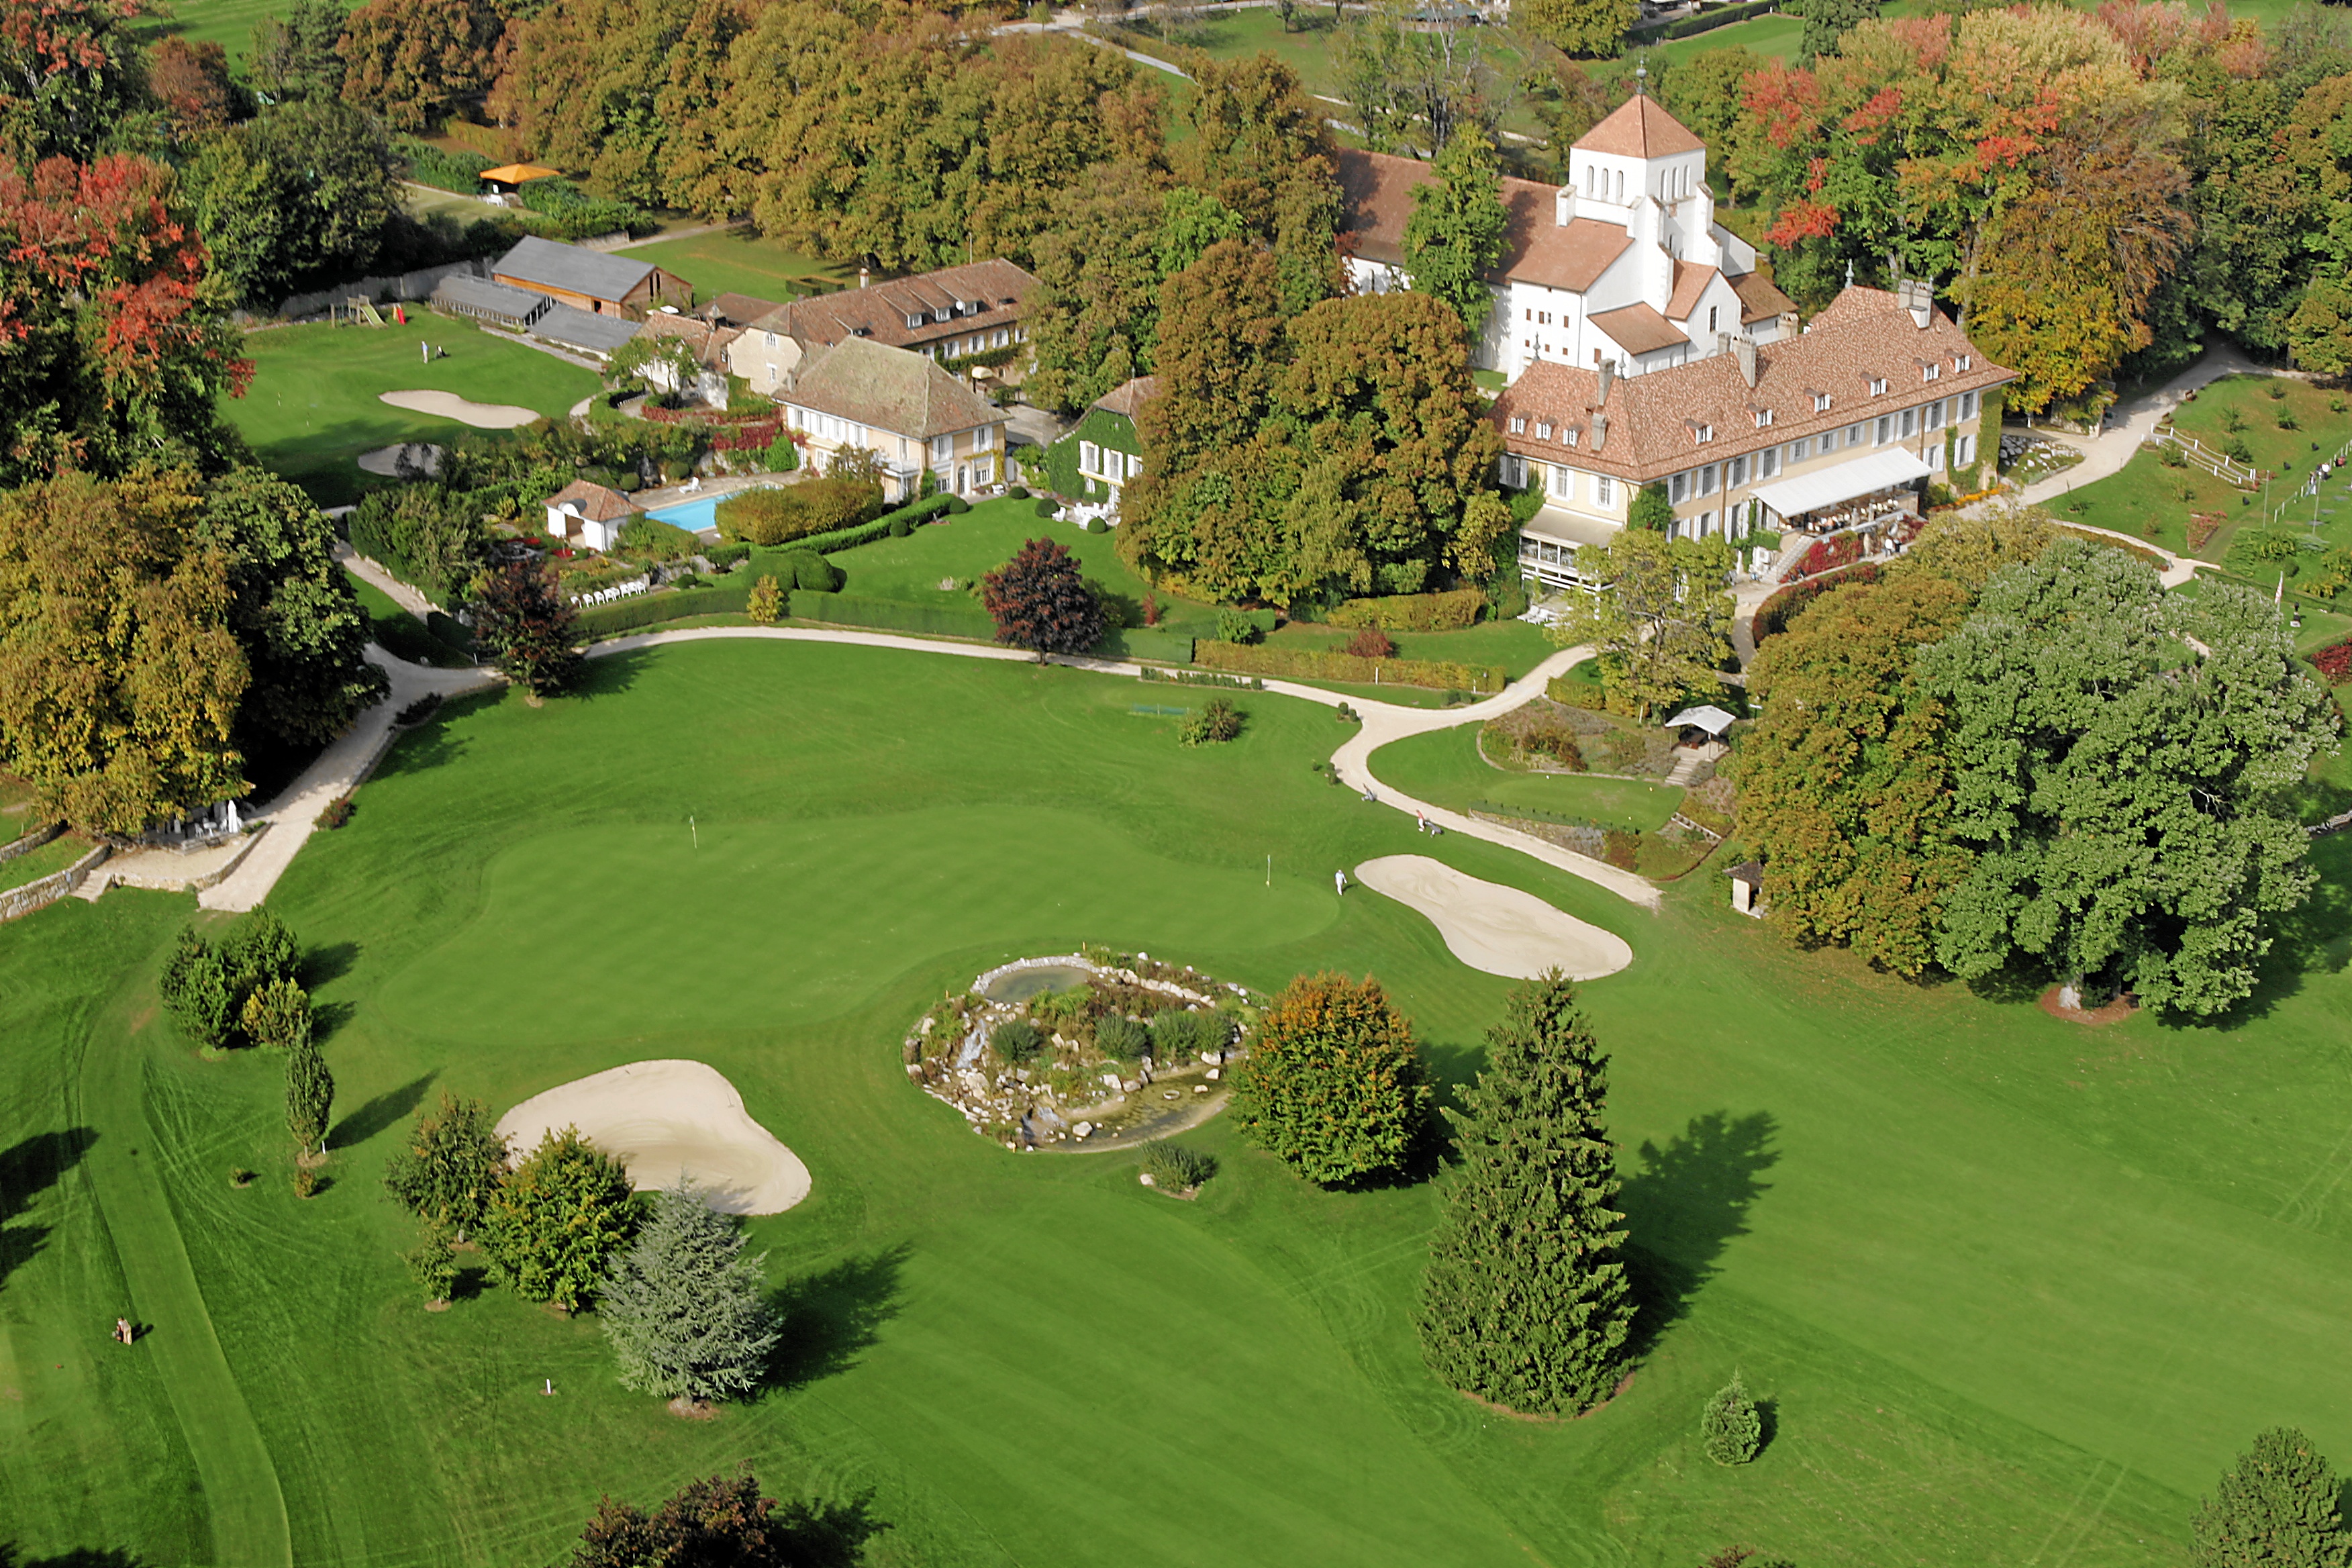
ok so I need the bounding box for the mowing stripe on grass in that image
[77,1014,291,1568]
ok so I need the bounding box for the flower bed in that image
[904,946,1261,1150]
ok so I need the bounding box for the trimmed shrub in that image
[1141,1142,1216,1191]
[1342,628,1398,659]
[1702,1374,1765,1465]
[714,478,883,545]
[1216,607,1261,645]
[888,515,913,537]
[943,495,970,514]
[781,550,842,592]
[616,516,697,561]
[788,493,956,554]
[1006,485,1030,499]
[1230,973,1432,1186]
[1095,1014,1148,1060]
[703,541,752,571]
[1326,587,1485,632]
[1179,696,1244,746]
[1196,640,1504,693]
[1751,561,1883,642]
[1034,499,1057,518]
[787,590,995,640]
[746,575,783,625]
[2314,638,2352,685]
[993,1019,1042,1063]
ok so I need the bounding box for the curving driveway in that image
[196,626,1659,912]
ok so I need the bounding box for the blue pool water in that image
[643,495,725,534]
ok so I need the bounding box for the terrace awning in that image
[480,163,563,186]
[1748,447,1930,520]
[1665,704,1738,736]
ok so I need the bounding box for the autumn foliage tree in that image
[0,470,248,834]
[982,537,1104,658]
[1229,973,1432,1186]
[469,561,583,697]
[336,0,505,132]
[572,1470,810,1568]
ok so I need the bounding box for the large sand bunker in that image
[379,389,542,428]
[1355,855,1633,981]
[495,1059,812,1216]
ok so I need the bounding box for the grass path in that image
[76,997,291,1567]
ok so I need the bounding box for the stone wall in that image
[273,258,490,322]
[0,842,109,924]
[0,821,62,866]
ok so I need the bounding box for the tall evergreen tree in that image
[1416,971,1633,1415]
[285,1030,334,1155]
[2194,1428,2352,1568]
[599,1181,780,1405]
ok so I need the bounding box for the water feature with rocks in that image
[904,945,1259,1151]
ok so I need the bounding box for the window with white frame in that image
[1549,464,1572,499]
[1699,464,1718,496]
[1709,305,1719,332]
[1925,399,1945,431]
[1700,509,1716,535]
[932,433,952,464]
[1670,471,1689,503]
[1845,422,1864,446]
[1957,432,1976,466]
[1696,424,1715,443]
[1509,415,1526,434]
[1874,414,1892,444]
[1959,389,1978,420]
[1927,442,1946,471]
[1596,475,1614,506]
[1813,391,1831,411]
[1730,454,1748,485]
[1789,437,1810,462]
[1759,446,1780,478]
[1079,440,1099,475]
[973,425,995,450]
[1754,407,1773,428]
[1922,362,1941,382]
[1563,427,1579,447]
[1956,354,1971,371]
[1536,422,1553,440]
[1899,407,1918,438]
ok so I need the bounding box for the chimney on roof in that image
[1734,336,1757,389]
[1555,186,1574,228]
[1596,355,1614,405]
[1778,309,1801,338]
[1715,330,1732,358]
[1898,279,1932,329]
[1590,412,1607,452]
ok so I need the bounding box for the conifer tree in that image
[2194,1428,2352,1568]
[599,1181,779,1405]
[284,1030,334,1155]
[383,1091,509,1240]
[1416,971,1634,1414]
[1702,1372,1764,1464]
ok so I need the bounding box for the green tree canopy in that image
[249,0,349,103]
[196,468,387,751]
[1404,128,1508,338]
[1917,537,2339,1014]
[481,1128,636,1311]
[383,1091,510,1240]
[1516,0,1639,59]
[2194,1428,2352,1568]
[599,1181,780,1404]
[1230,972,1432,1185]
[1417,973,1634,1415]
[284,1028,334,1154]
[1545,530,1734,719]
[186,101,401,305]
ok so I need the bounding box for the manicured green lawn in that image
[344,571,473,669]
[226,319,603,507]
[1371,724,1685,830]
[129,0,344,62]
[2054,374,2352,577]
[611,232,854,306]
[0,834,89,893]
[5,638,2352,1565]
[1269,616,1558,679]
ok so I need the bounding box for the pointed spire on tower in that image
[1635,56,1649,96]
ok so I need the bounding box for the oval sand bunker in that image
[495,1059,811,1215]
[378,389,542,428]
[1355,854,1633,981]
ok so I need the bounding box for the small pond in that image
[983,964,1093,1002]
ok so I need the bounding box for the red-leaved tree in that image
[983,537,1104,660]
[468,561,581,696]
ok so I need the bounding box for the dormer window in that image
[1922,362,1941,382]
[1509,416,1526,434]
[1868,376,1889,396]
[1535,422,1553,440]
[1563,428,1578,447]
[1689,422,1715,444]
[905,315,922,330]
[1812,391,1832,412]
[1753,407,1772,428]
[1955,353,1971,371]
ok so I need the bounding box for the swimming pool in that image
[643,495,725,535]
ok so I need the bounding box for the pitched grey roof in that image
[532,302,642,356]
[785,337,1001,440]
[492,236,657,304]
[433,275,546,323]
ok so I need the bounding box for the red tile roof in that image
[1572,95,1705,159]
[1491,286,2014,483]
[1092,375,1161,420]
[543,479,634,522]
[1589,302,1686,355]
[747,260,1036,355]
[1664,260,1718,323]
[1338,148,1633,292]
[1730,271,1796,324]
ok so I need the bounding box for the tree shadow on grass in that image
[0,1128,97,1294]
[769,1491,890,1568]
[329,1073,434,1152]
[0,1547,143,1567]
[303,940,360,989]
[1616,1110,1779,1354]
[2194,833,2352,1030]
[767,1244,910,1393]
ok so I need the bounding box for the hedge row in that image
[1632,0,1777,40]
[787,590,997,640]
[793,493,963,555]
[1196,640,1504,692]
[575,578,754,636]
[1098,628,1195,665]
[1325,587,1486,632]
[396,138,492,194]
[1751,561,1883,643]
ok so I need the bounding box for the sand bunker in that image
[495,1059,811,1215]
[1355,855,1633,981]
[356,441,444,477]
[379,389,542,428]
